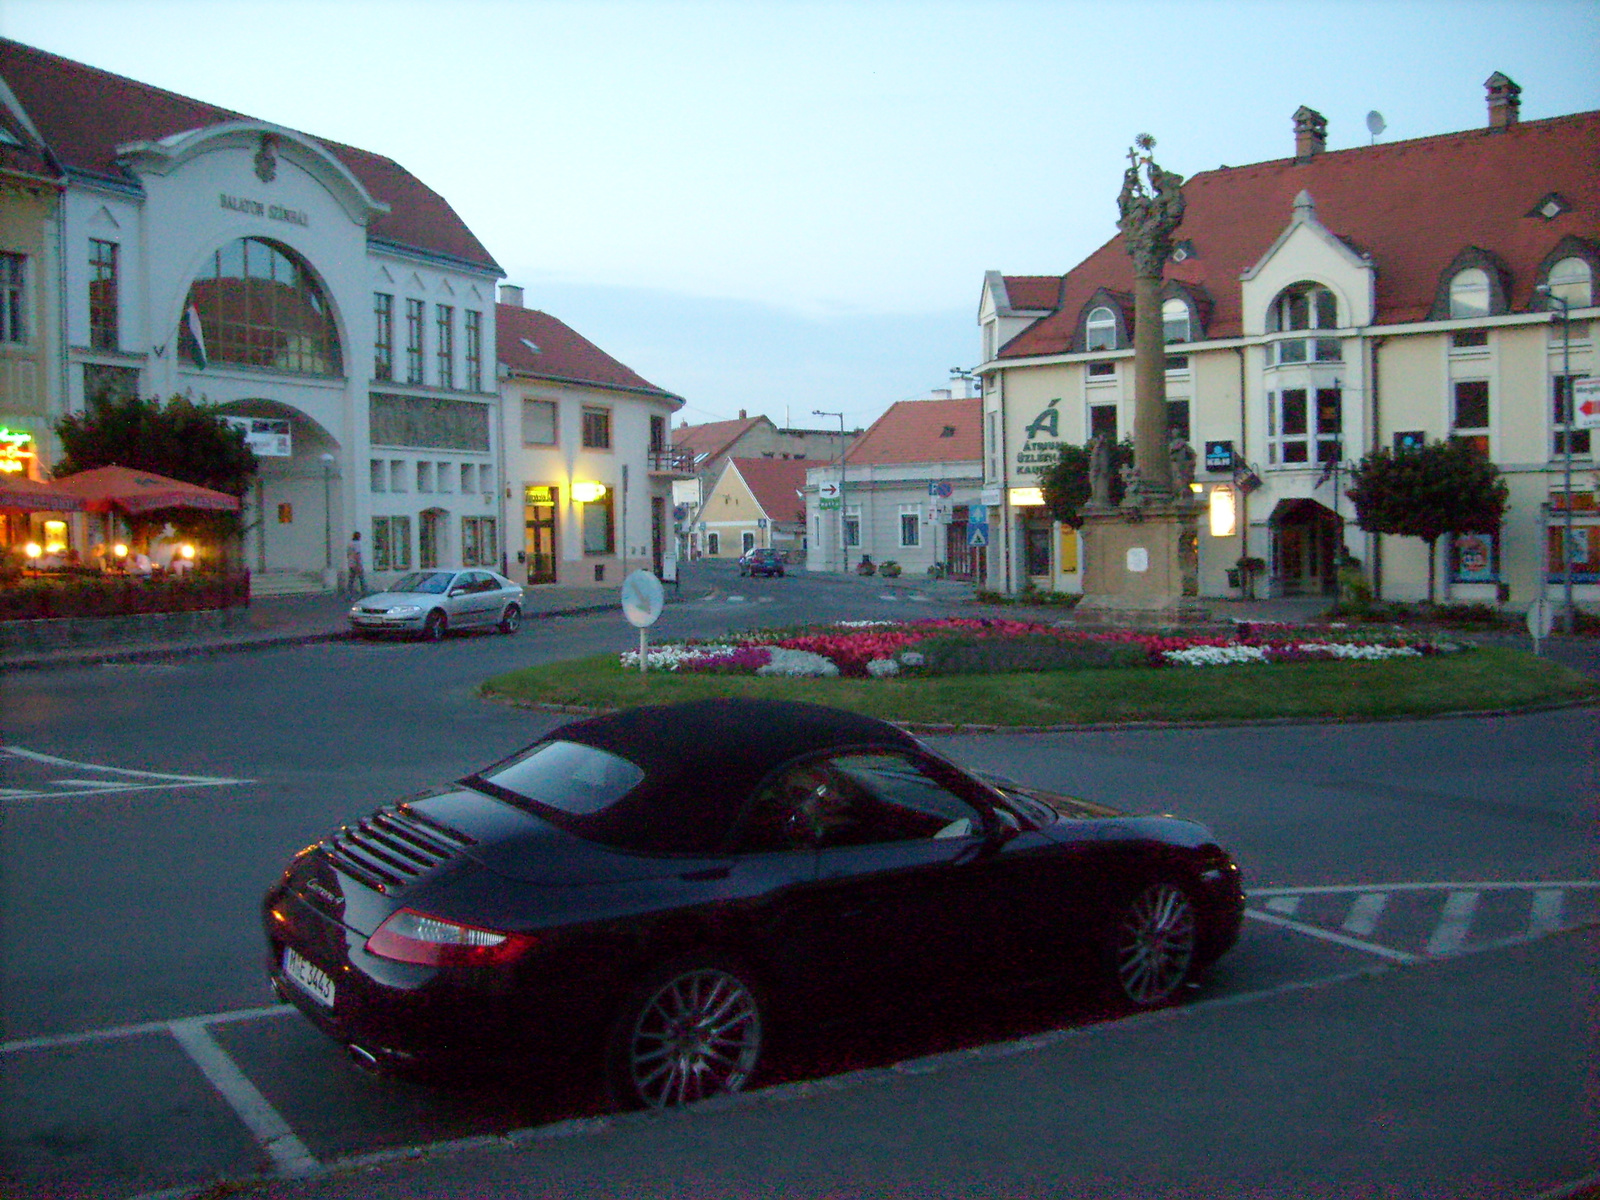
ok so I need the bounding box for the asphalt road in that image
[2,572,1595,1199]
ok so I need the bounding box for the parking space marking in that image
[1,745,251,801]
[170,1018,319,1177]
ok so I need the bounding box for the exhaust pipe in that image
[347,1043,381,1072]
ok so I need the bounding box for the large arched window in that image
[1085,306,1118,352]
[1448,268,1491,318]
[184,238,342,375]
[1547,257,1593,309]
[1265,282,1340,364]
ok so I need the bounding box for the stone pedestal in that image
[1076,503,1206,623]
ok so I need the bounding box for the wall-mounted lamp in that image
[572,481,609,504]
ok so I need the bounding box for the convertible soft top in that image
[540,699,920,854]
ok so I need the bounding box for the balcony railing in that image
[649,447,697,475]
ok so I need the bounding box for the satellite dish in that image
[1366,110,1386,141]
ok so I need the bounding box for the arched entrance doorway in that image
[214,399,339,583]
[1269,498,1342,596]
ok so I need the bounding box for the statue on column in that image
[1115,134,1186,504]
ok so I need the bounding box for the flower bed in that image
[619,618,1465,678]
[0,570,250,621]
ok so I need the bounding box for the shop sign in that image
[1573,378,1600,430]
[219,193,309,227]
[222,416,292,457]
[0,426,35,473]
[1204,440,1235,472]
[1013,398,1063,478]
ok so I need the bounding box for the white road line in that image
[1425,889,1481,956]
[1263,896,1300,916]
[1342,891,1389,938]
[1248,880,1600,896]
[1530,888,1565,936]
[169,1019,319,1178]
[1,1004,294,1055]
[1245,909,1418,962]
[3,745,249,785]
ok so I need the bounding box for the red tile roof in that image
[844,397,981,466]
[999,276,1063,311]
[673,415,773,463]
[1001,110,1600,358]
[497,304,681,402]
[0,38,499,272]
[725,457,809,523]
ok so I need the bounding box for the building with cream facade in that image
[978,76,1597,612]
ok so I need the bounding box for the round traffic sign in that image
[621,570,665,628]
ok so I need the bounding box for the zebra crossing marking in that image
[1246,881,1599,961]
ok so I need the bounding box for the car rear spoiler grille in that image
[322,805,476,892]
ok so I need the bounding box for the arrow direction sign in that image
[819,481,841,498]
[1573,378,1600,430]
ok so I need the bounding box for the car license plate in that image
[282,946,336,1008]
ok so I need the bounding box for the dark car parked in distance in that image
[264,698,1244,1109]
[738,548,785,577]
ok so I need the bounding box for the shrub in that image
[0,571,249,621]
[907,633,1148,675]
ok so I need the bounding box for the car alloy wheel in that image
[1111,880,1197,1008]
[498,604,521,635]
[608,961,763,1109]
[421,610,447,642]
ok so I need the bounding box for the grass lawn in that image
[481,646,1598,728]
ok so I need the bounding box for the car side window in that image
[735,752,982,853]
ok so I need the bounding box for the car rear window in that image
[474,740,645,815]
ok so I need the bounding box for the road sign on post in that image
[1573,378,1600,430]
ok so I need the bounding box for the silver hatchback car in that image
[349,569,524,641]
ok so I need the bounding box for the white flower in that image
[867,658,900,677]
[755,648,839,677]
[1296,642,1422,661]
[898,650,926,667]
[1164,645,1267,667]
[618,643,739,671]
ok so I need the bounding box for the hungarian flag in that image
[183,304,208,369]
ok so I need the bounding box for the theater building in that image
[978,74,1598,610]
[1,39,505,590]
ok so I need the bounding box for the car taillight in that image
[365,908,537,967]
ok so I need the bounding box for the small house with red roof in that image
[978,74,1598,608]
[497,287,687,587]
[805,391,983,579]
[697,456,810,562]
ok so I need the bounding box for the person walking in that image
[345,531,367,597]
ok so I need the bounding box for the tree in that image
[53,393,258,549]
[1038,437,1133,527]
[1345,438,1508,603]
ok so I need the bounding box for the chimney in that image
[1485,72,1521,129]
[1293,106,1327,161]
[498,284,524,307]
[739,409,747,419]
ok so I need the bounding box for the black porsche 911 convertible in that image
[264,698,1244,1109]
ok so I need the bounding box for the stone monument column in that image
[1077,135,1202,623]
[1117,135,1185,504]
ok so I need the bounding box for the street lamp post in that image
[813,409,847,572]
[1537,285,1576,634]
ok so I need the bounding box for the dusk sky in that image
[5,0,1597,431]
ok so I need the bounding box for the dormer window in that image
[1547,257,1593,309]
[1162,297,1191,344]
[1448,268,1491,319]
[1086,306,1118,352]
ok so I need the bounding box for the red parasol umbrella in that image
[49,465,241,514]
[0,474,86,512]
